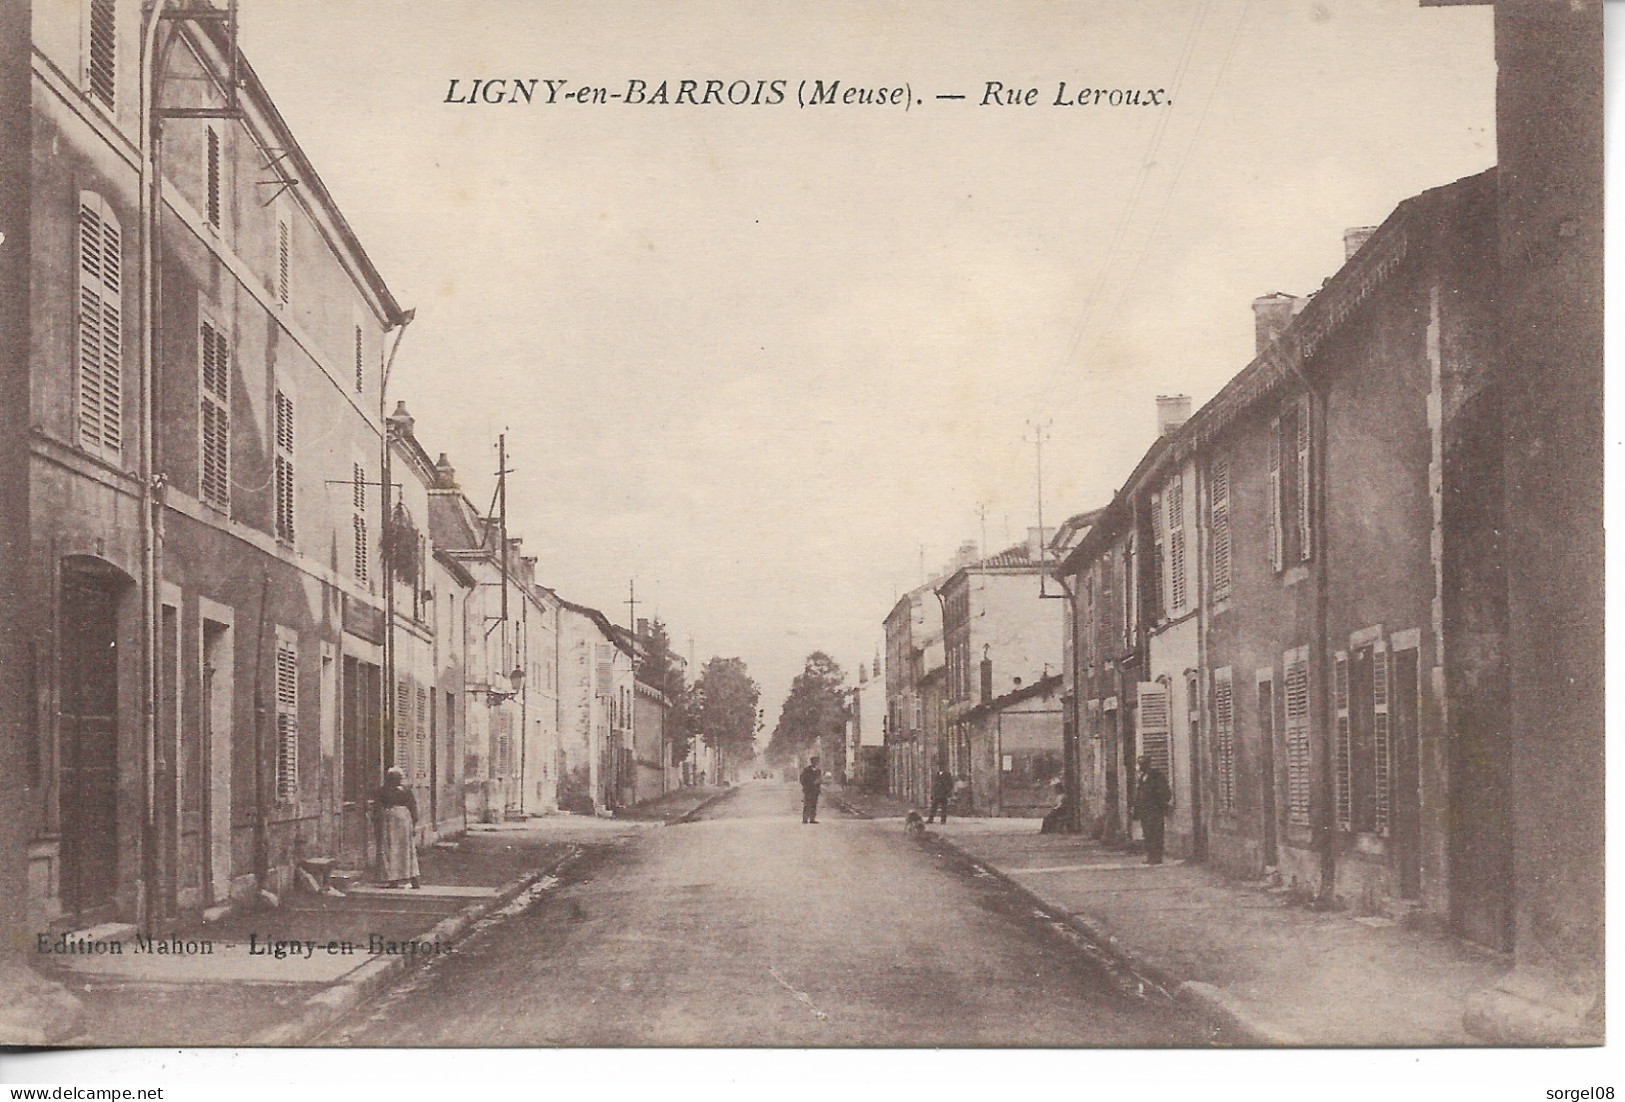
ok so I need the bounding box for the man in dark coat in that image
[925,767,954,824]
[800,756,822,823]
[1133,752,1172,865]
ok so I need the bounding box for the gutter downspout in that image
[1280,344,1335,906]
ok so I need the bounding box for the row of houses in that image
[862,0,1600,1040]
[0,0,687,940]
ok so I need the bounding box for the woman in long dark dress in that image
[374,766,421,888]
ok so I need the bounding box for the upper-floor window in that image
[275,638,299,801]
[199,319,231,509]
[1269,395,1314,570]
[1209,457,1232,602]
[276,213,292,305]
[353,324,364,393]
[274,389,295,542]
[77,192,123,459]
[351,462,369,582]
[86,0,116,109]
[204,126,222,228]
[1165,475,1188,614]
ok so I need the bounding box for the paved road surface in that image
[330,782,1208,1046]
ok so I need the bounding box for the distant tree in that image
[635,619,693,763]
[765,652,848,768]
[692,657,761,777]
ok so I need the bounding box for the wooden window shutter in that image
[277,217,291,304]
[1268,419,1283,572]
[87,0,116,108]
[77,194,123,457]
[199,322,231,508]
[1210,458,1232,602]
[1296,394,1313,560]
[395,677,412,778]
[1136,681,1172,800]
[205,127,222,227]
[415,686,429,785]
[1372,644,1391,835]
[275,641,299,801]
[1149,492,1166,619]
[354,325,364,392]
[1334,651,1352,831]
[1214,668,1236,813]
[353,513,369,582]
[1283,652,1311,826]
[274,391,295,542]
[1167,478,1187,613]
[352,462,367,510]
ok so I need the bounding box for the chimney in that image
[1343,225,1378,261]
[1252,293,1297,356]
[386,399,415,439]
[432,453,458,490]
[980,653,993,705]
[637,617,649,638]
[1156,394,1192,437]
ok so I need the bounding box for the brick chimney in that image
[1343,225,1378,261]
[637,617,649,638]
[432,452,458,490]
[386,399,415,440]
[1156,394,1192,437]
[1252,293,1297,356]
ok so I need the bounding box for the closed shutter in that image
[1372,645,1391,835]
[1268,419,1283,572]
[1283,653,1311,826]
[199,322,231,508]
[354,325,364,392]
[1136,681,1171,798]
[205,127,221,227]
[1166,479,1187,613]
[275,642,299,801]
[1149,492,1166,619]
[274,391,295,542]
[87,0,116,108]
[1210,458,1232,602]
[395,678,412,779]
[277,217,291,304]
[77,194,123,457]
[1213,669,1235,813]
[1334,651,1352,831]
[1296,394,1313,560]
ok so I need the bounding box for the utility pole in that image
[626,579,639,638]
[975,503,990,558]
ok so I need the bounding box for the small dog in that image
[903,809,926,837]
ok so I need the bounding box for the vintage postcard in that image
[0,0,1604,1068]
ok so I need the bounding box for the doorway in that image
[58,568,124,917]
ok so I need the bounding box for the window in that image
[199,320,231,508]
[274,390,295,542]
[353,324,364,393]
[275,640,299,801]
[1148,492,1166,622]
[1296,393,1313,560]
[1334,650,1351,830]
[276,215,291,305]
[1284,649,1312,826]
[1373,645,1391,835]
[415,686,429,786]
[77,193,123,458]
[205,127,222,228]
[87,0,116,109]
[1213,668,1235,813]
[1136,681,1171,800]
[1268,418,1284,572]
[352,463,369,582]
[395,677,412,779]
[1209,457,1232,602]
[1166,477,1187,613]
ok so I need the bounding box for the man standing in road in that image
[925,766,954,824]
[800,756,823,823]
[1133,752,1172,865]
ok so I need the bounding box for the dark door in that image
[59,572,121,915]
[1257,678,1278,866]
[1390,648,1422,899]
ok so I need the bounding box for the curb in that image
[248,845,581,1046]
[672,786,739,824]
[837,796,1289,1047]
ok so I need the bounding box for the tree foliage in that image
[765,652,848,767]
[635,619,694,763]
[692,656,761,762]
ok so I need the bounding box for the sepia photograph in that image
[0,0,1606,1071]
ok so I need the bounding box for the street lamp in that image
[475,665,526,707]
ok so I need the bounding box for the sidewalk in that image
[38,815,651,1046]
[832,786,1509,1046]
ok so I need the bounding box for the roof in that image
[1055,169,1494,579]
[190,20,405,326]
[966,672,1065,719]
[558,597,636,657]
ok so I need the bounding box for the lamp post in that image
[378,310,416,781]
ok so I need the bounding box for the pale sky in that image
[237,0,1496,720]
